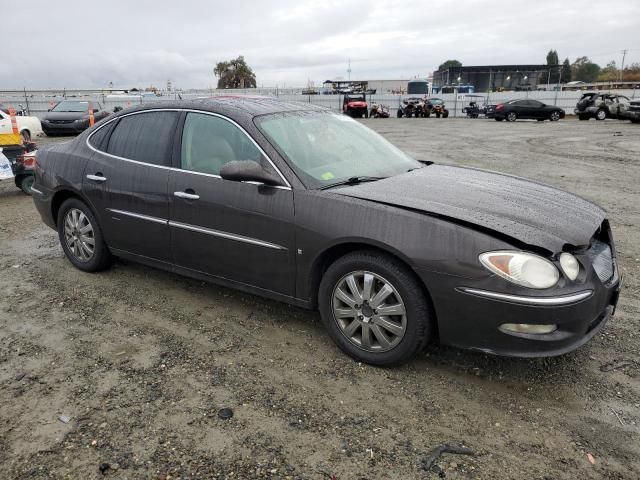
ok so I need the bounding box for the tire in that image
[397,110,403,118]
[506,111,518,122]
[57,198,113,272]
[318,250,433,366]
[631,119,640,124]
[443,112,449,118]
[363,109,369,118]
[578,114,590,121]
[17,175,34,195]
[20,130,31,143]
[435,112,441,118]
[549,111,561,122]
[595,109,607,121]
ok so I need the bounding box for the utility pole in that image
[620,49,628,81]
[347,59,352,81]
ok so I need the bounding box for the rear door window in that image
[106,111,179,166]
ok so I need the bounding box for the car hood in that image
[43,111,86,121]
[335,165,605,252]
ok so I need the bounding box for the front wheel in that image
[363,109,369,118]
[20,130,31,143]
[318,251,433,366]
[506,111,518,122]
[550,111,561,122]
[57,198,113,272]
[595,109,607,121]
[397,109,403,118]
[442,111,449,118]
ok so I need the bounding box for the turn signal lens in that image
[559,253,580,281]
[479,251,560,289]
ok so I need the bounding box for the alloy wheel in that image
[331,271,407,352]
[63,208,95,261]
[507,112,517,122]
[550,111,560,121]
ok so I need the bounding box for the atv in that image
[425,98,449,118]
[343,94,369,118]
[369,102,390,118]
[397,97,426,118]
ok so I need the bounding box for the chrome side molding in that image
[458,288,593,306]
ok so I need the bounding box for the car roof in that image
[113,96,327,120]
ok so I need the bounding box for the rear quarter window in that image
[106,111,179,166]
[88,121,116,150]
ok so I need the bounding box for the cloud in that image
[1,0,638,89]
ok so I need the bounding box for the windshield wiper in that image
[320,176,387,190]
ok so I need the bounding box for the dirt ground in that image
[1,117,639,480]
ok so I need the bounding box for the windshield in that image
[256,111,422,189]
[52,101,91,112]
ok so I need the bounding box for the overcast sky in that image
[3,0,639,90]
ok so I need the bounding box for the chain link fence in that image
[1,88,638,119]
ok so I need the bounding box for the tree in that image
[572,56,601,82]
[214,56,257,89]
[622,62,640,81]
[438,60,462,71]
[598,60,618,82]
[546,49,560,83]
[561,58,572,83]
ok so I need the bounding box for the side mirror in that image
[220,160,283,186]
[540,103,546,107]
[113,106,123,113]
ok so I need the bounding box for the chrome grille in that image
[587,239,614,283]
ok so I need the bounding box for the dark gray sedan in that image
[31,98,621,365]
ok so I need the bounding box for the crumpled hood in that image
[336,165,605,252]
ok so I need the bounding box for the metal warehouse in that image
[433,64,560,92]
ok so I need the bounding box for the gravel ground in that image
[1,117,639,479]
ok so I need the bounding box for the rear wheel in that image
[595,109,607,121]
[57,198,113,272]
[397,109,403,118]
[506,111,518,122]
[20,130,31,143]
[319,250,433,366]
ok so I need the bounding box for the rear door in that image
[168,111,296,296]
[83,110,179,263]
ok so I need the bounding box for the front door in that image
[168,112,296,296]
[83,110,180,263]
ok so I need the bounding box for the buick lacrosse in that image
[32,98,621,365]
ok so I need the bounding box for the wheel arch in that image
[307,241,438,330]
[51,188,96,227]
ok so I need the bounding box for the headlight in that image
[559,253,580,281]
[479,251,559,289]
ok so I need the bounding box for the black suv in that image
[575,93,630,121]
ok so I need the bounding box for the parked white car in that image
[0,108,43,142]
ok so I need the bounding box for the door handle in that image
[174,191,200,200]
[86,174,107,182]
